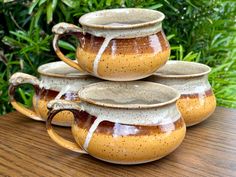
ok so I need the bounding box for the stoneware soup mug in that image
[9,61,100,126]
[46,81,186,164]
[52,8,170,81]
[147,61,216,127]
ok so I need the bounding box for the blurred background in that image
[0,0,235,115]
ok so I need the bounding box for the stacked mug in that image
[9,8,216,165]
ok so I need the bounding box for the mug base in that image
[92,155,166,165]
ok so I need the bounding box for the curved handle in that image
[52,22,84,72]
[46,99,87,154]
[8,72,43,121]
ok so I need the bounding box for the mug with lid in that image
[52,8,170,81]
[146,61,216,127]
[46,81,186,164]
[9,61,101,126]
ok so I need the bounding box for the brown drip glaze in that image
[77,31,169,54]
[180,89,213,99]
[156,31,169,51]
[75,111,184,136]
[36,89,79,101]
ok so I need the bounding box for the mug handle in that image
[52,22,84,72]
[46,99,87,154]
[8,72,43,121]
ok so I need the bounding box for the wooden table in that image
[0,107,236,177]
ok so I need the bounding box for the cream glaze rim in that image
[78,81,180,109]
[153,60,211,78]
[37,61,89,78]
[79,8,165,29]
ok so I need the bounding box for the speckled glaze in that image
[146,61,216,127]
[52,8,170,81]
[8,61,101,126]
[46,81,186,164]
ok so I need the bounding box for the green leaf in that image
[46,2,53,24]
[32,6,44,28]
[179,45,183,60]
[61,0,76,8]
[186,0,199,9]
[2,36,24,48]
[147,3,163,10]
[10,31,35,44]
[29,0,40,14]
[18,88,28,105]
[39,0,47,6]
[58,40,76,51]
[167,34,175,40]
[163,0,179,12]
[52,0,58,9]
[106,0,112,6]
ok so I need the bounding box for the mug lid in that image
[78,81,180,109]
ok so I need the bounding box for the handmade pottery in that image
[46,81,186,164]
[146,61,216,127]
[52,8,170,81]
[8,61,100,126]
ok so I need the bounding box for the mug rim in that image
[79,8,165,29]
[37,61,90,78]
[78,81,180,109]
[153,60,211,78]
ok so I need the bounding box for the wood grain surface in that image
[0,107,236,177]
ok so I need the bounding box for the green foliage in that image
[0,0,235,115]
[160,0,236,108]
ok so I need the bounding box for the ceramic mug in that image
[52,8,170,81]
[46,81,186,164]
[9,61,100,126]
[146,61,216,127]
